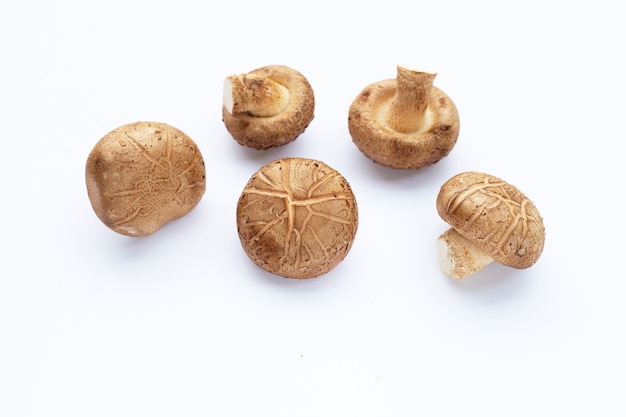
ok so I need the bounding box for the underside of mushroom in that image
[348,65,460,169]
[222,65,315,150]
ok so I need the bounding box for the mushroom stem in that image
[385,66,436,134]
[437,228,495,279]
[223,74,290,117]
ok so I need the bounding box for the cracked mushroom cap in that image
[236,158,358,279]
[348,66,460,169]
[85,121,206,236]
[222,65,315,150]
[436,172,545,269]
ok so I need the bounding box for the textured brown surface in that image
[85,121,206,236]
[236,158,358,278]
[223,65,315,150]
[436,172,545,269]
[348,68,459,169]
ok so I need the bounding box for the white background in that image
[1,1,624,416]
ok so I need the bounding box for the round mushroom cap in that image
[85,121,206,236]
[222,65,315,150]
[348,77,459,170]
[236,158,358,279]
[436,171,545,269]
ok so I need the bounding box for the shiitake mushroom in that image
[436,171,545,278]
[236,158,358,279]
[222,65,315,150]
[85,121,206,237]
[348,65,460,169]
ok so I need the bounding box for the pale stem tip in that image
[223,77,235,114]
[437,228,494,279]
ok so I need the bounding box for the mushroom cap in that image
[236,158,358,279]
[436,171,545,269]
[222,65,315,150]
[85,121,206,236]
[348,78,460,169]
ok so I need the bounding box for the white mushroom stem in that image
[386,66,437,133]
[437,228,495,279]
[223,74,290,117]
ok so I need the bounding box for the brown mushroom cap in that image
[348,66,460,169]
[222,65,315,150]
[236,158,358,279]
[436,171,545,269]
[85,121,206,237]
